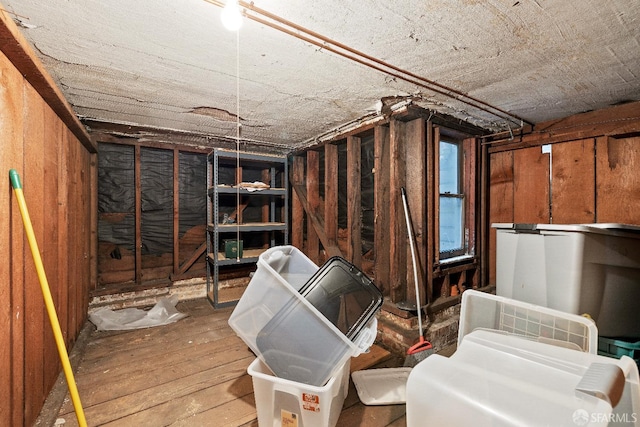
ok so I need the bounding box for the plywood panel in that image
[0,49,26,427]
[488,151,514,285]
[23,83,47,425]
[513,146,550,223]
[596,136,640,224]
[58,129,70,343]
[1,18,93,426]
[42,97,62,396]
[551,139,596,224]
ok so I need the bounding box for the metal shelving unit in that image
[206,148,288,308]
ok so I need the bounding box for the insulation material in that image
[6,0,640,149]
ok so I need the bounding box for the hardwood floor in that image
[51,298,407,426]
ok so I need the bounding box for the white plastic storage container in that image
[228,246,377,386]
[407,329,640,427]
[458,289,598,353]
[493,223,640,338]
[248,357,350,427]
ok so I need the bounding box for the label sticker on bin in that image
[280,409,299,427]
[302,393,320,412]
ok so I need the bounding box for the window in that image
[439,139,465,258]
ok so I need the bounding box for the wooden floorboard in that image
[52,298,410,427]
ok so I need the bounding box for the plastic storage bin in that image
[493,223,640,338]
[296,256,383,341]
[599,337,640,366]
[458,289,598,353]
[248,357,350,427]
[228,246,377,386]
[407,329,640,427]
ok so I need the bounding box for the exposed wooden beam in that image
[291,183,342,258]
[291,156,305,249]
[306,150,320,263]
[178,242,206,275]
[405,118,426,306]
[486,101,640,152]
[173,149,180,276]
[0,10,95,153]
[373,126,390,295]
[324,144,339,249]
[135,145,142,285]
[347,136,362,267]
[389,120,407,302]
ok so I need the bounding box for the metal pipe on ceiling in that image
[204,0,533,129]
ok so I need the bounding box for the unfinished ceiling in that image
[2,0,639,151]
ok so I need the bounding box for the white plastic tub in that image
[493,223,640,338]
[407,329,640,427]
[458,289,598,353]
[228,246,377,386]
[248,357,350,427]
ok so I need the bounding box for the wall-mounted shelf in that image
[206,148,288,308]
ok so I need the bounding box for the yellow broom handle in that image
[9,170,87,427]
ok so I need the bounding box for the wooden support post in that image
[173,148,180,276]
[134,145,142,285]
[325,144,338,251]
[480,138,489,290]
[89,152,98,293]
[425,120,435,304]
[374,125,390,295]
[389,120,406,303]
[405,118,427,306]
[306,150,320,264]
[291,155,305,250]
[347,135,362,268]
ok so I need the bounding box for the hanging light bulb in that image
[221,0,243,31]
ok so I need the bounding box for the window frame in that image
[438,137,466,259]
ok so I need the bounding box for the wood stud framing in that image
[347,136,362,268]
[306,150,321,264]
[295,115,486,308]
[373,126,390,295]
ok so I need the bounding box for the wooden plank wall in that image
[486,102,640,284]
[0,13,95,426]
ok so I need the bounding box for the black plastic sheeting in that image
[179,152,207,236]
[98,143,207,256]
[98,143,135,252]
[329,135,375,254]
[98,139,375,257]
[141,148,174,255]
